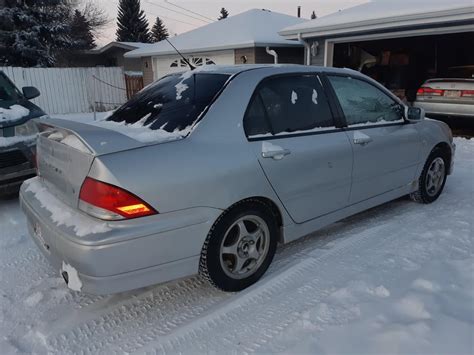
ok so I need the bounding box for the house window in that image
[170,57,216,68]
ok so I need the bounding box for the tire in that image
[410,147,449,204]
[199,200,278,292]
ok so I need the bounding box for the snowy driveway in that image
[1,138,473,354]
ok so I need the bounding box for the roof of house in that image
[92,41,154,54]
[125,9,306,58]
[280,0,474,39]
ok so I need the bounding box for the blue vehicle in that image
[0,71,45,196]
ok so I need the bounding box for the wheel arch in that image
[220,196,285,244]
[432,141,452,173]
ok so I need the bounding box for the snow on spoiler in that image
[37,118,153,156]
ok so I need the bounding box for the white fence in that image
[1,67,127,114]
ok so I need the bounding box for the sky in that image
[94,0,369,45]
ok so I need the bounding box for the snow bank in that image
[0,104,29,123]
[24,177,111,237]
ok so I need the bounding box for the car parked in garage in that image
[414,66,474,119]
[20,65,455,294]
[0,71,44,196]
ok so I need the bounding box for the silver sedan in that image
[20,65,455,294]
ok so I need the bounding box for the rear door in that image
[245,74,353,224]
[327,74,422,204]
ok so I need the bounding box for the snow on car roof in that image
[280,0,474,38]
[125,9,306,58]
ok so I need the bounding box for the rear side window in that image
[328,76,404,126]
[107,73,230,132]
[244,75,334,137]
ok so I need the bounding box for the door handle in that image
[353,132,373,146]
[353,137,372,145]
[262,149,291,160]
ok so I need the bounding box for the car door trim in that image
[247,127,346,142]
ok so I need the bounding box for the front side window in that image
[244,75,334,137]
[0,73,22,107]
[107,73,229,132]
[328,76,404,126]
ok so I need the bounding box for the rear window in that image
[107,72,230,132]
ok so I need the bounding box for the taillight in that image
[461,90,474,98]
[417,87,444,96]
[79,177,157,220]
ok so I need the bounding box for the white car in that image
[414,66,474,118]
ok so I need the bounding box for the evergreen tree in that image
[151,16,168,42]
[311,11,317,19]
[70,9,95,49]
[0,0,75,67]
[218,7,229,20]
[116,0,150,43]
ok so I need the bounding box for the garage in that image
[331,31,474,103]
[280,0,474,104]
[153,50,235,80]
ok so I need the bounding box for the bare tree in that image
[80,0,110,34]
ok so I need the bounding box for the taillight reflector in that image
[461,90,474,97]
[79,177,157,219]
[417,87,444,96]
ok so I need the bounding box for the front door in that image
[244,74,353,223]
[327,75,423,203]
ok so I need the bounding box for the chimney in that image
[297,6,301,18]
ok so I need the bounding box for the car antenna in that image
[164,38,195,70]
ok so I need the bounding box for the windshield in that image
[0,72,22,107]
[107,72,230,132]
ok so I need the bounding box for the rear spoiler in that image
[36,118,146,156]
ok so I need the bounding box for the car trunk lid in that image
[36,118,167,209]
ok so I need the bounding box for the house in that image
[280,0,474,102]
[58,42,153,72]
[125,9,307,85]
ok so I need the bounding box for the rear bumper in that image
[20,177,222,294]
[414,101,474,118]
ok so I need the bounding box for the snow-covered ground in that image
[0,137,472,354]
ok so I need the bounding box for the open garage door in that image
[332,32,474,103]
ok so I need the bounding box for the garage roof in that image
[280,0,474,39]
[125,9,306,58]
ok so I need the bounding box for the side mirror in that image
[405,106,425,122]
[22,86,40,100]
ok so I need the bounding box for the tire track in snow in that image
[138,173,472,354]
[136,221,399,354]
[43,200,411,354]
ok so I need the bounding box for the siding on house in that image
[254,47,305,64]
[310,40,326,66]
[141,56,154,85]
[235,47,304,65]
[235,48,256,64]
